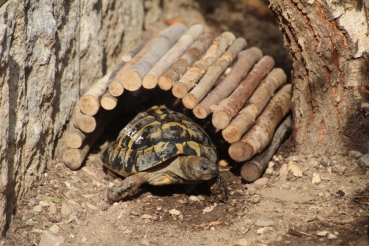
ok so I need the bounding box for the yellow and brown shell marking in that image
[101,105,218,177]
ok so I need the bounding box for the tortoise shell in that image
[101,105,218,177]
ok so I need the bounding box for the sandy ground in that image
[3,1,369,245]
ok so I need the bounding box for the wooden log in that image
[222,68,287,143]
[121,23,188,91]
[100,92,118,110]
[72,102,97,133]
[182,38,247,109]
[79,74,110,116]
[108,39,150,97]
[228,84,292,162]
[142,24,204,89]
[172,32,236,98]
[212,56,275,129]
[63,114,108,170]
[158,32,215,91]
[64,124,88,149]
[192,47,263,119]
[240,115,292,182]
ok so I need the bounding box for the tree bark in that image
[0,0,144,238]
[269,0,369,155]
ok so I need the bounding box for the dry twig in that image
[172,32,236,98]
[142,24,204,89]
[182,38,247,109]
[212,56,275,129]
[240,115,292,182]
[158,32,215,90]
[222,68,287,143]
[121,23,188,91]
[192,47,263,119]
[228,84,292,162]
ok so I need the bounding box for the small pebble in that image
[39,200,50,207]
[61,201,72,216]
[140,238,150,245]
[312,173,321,184]
[317,230,329,236]
[288,161,302,177]
[197,195,205,201]
[48,224,59,234]
[39,230,65,246]
[48,203,57,215]
[234,238,248,246]
[33,205,43,213]
[257,227,269,235]
[141,214,153,219]
[189,196,200,202]
[328,233,337,239]
[265,167,274,175]
[169,209,181,216]
[254,219,274,227]
[219,159,229,167]
[253,178,268,189]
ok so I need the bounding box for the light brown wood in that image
[172,32,236,98]
[182,38,247,109]
[222,68,287,143]
[158,32,215,90]
[121,23,188,91]
[72,102,97,133]
[79,74,110,116]
[240,115,292,182]
[100,92,118,110]
[192,47,263,119]
[64,124,87,149]
[228,84,292,162]
[142,24,204,89]
[108,39,150,97]
[212,55,275,129]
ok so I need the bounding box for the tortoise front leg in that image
[107,172,150,203]
[208,174,228,203]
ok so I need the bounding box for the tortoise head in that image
[179,156,219,181]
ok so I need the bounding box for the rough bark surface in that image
[269,0,369,154]
[0,0,144,237]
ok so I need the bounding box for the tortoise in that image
[100,105,228,203]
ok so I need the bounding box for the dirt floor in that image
[3,1,369,245]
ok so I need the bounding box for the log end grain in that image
[240,162,262,182]
[228,142,254,162]
[182,93,198,109]
[76,115,97,133]
[79,95,100,116]
[101,95,118,110]
[172,82,189,98]
[108,81,124,97]
[64,129,86,149]
[222,125,242,143]
[142,74,158,89]
[193,105,208,119]
[122,70,142,91]
[158,75,173,91]
[212,110,231,129]
[63,149,83,170]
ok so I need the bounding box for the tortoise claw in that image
[106,174,145,203]
[209,175,228,203]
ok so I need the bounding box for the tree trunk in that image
[269,0,369,155]
[0,0,144,238]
